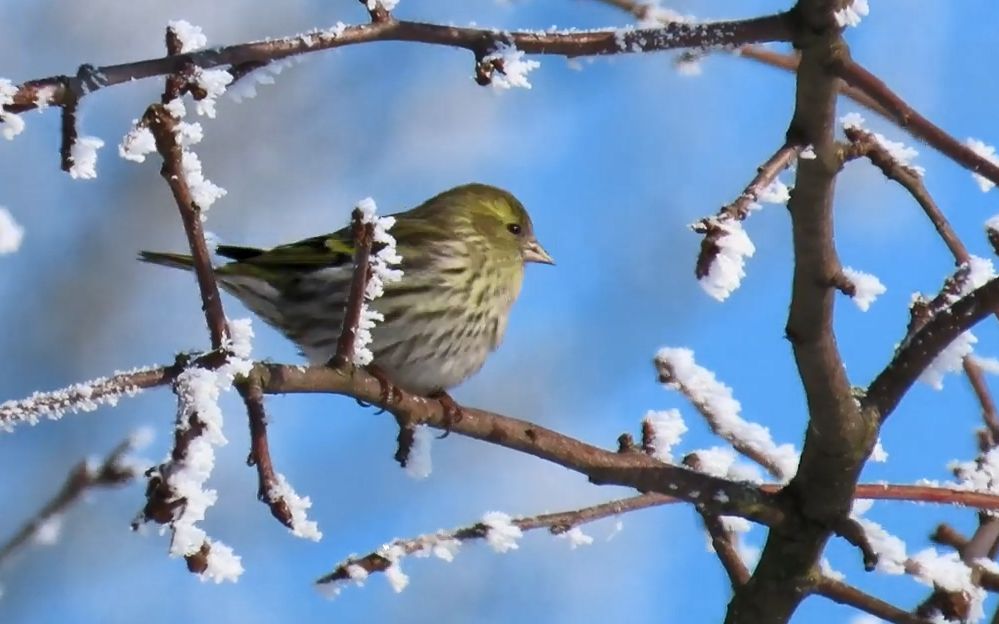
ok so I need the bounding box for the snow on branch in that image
[333,198,403,368]
[0,79,25,139]
[691,142,798,301]
[833,0,869,29]
[477,43,541,89]
[654,347,798,480]
[908,257,997,390]
[241,375,321,541]
[834,267,887,312]
[316,495,667,596]
[967,139,999,193]
[0,366,163,432]
[134,320,254,583]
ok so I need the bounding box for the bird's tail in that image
[138,250,197,271]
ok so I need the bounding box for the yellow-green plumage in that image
[139,183,553,395]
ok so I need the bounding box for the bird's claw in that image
[367,365,402,413]
[431,391,463,438]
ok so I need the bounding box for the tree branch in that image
[866,276,999,422]
[144,103,229,350]
[6,14,793,114]
[0,437,142,565]
[316,493,671,586]
[832,58,999,189]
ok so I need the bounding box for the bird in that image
[140,182,553,404]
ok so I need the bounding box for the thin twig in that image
[6,14,793,113]
[0,437,141,566]
[815,576,933,624]
[144,103,229,350]
[316,493,669,585]
[833,58,999,189]
[239,378,294,529]
[691,142,799,280]
[331,208,374,368]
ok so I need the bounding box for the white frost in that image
[655,347,799,480]
[967,138,999,193]
[558,527,594,549]
[148,319,253,583]
[1,366,155,432]
[0,207,24,254]
[404,425,433,479]
[483,44,540,90]
[870,437,888,462]
[32,515,63,546]
[842,266,886,311]
[841,112,923,175]
[269,473,322,541]
[909,549,985,621]
[757,178,790,205]
[119,125,157,163]
[202,540,244,584]
[642,409,687,463]
[482,511,522,553]
[366,0,400,10]
[68,135,104,180]
[167,20,207,53]
[0,79,25,140]
[833,0,869,28]
[919,331,976,390]
[695,218,756,302]
[851,500,907,574]
[351,197,403,366]
[192,68,233,118]
[181,150,227,211]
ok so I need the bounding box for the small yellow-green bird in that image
[140,183,553,397]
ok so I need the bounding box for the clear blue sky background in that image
[1,1,997,622]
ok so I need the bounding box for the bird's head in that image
[450,183,554,266]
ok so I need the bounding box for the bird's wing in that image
[216,229,356,272]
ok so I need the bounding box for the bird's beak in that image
[524,239,555,265]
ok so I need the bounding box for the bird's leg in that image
[366,365,403,413]
[429,390,463,438]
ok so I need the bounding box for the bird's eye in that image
[507,223,522,236]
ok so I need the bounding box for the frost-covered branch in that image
[867,275,999,421]
[240,377,320,541]
[0,434,148,566]
[832,57,999,190]
[842,124,967,261]
[4,13,792,116]
[332,207,375,368]
[134,327,254,583]
[143,101,229,350]
[315,494,667,593]
[654,347,798,480]
[690,142,798,301]
[0,366,169,431]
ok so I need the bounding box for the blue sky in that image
[1,1,998,622]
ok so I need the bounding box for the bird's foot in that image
[429,390,463,438]
[366,365,403,413]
